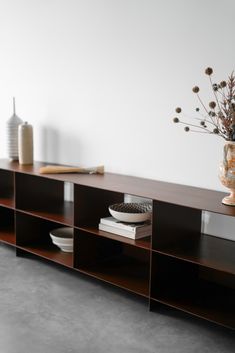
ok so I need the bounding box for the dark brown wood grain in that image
[16,244,73,268]
[16,202,73,226]
[0,207,15,245]
[15,173,64,210]
[74,185,123,227]
[15,211,73,267]
[0,169,14,208]
[0,159,234,329]
[74,230,150,297]
[0,227,15,246]
[152,201,202,249]
[76,225,151,250]
[0,159,233,216]
[150,253,235,329]
[153,234,235,275]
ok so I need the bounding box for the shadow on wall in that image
[59,133,82,165]
[39,126,82,166]
[40,126,60,163]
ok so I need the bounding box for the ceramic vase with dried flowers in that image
[173,67,235,206]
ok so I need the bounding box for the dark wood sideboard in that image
[0,159,234,330]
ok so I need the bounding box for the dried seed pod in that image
[200,121,205,126]
[196,107,200,112]
[184,126,190,132]
[220,81,227,88]
[205,67,213,75]
[175,107,182,113]
[209,101,216,109]
[213,128,219,134]
[173,117,179,123]
[192,86,200,93]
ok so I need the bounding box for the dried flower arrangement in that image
[173,67,235,141]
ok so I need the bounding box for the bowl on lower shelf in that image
[49,227,73,252]
[109,202,152,223]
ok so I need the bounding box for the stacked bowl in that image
[50,227,73,252]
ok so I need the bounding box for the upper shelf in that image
[0,159,233,216]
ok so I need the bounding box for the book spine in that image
[99,223,150,239]
[100,218,136,232]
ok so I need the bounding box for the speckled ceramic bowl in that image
[109,203,152,223]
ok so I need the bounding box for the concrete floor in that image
[0,244,234,353]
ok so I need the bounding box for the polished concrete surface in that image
[0,244,234,353]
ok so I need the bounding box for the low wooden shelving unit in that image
[0,159,234,330]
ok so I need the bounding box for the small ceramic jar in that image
[18,122,34,165]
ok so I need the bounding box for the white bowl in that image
[50,227,73,252]
[109,203,152,223]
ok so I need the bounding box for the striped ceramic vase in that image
[6,98,23,160]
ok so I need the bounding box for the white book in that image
[98,223,151,239]
[100,216,151,234]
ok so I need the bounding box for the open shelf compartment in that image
[16,211,73,268]
[150,253,235,330]
[74,184,124,228]
[0,207,15,246]
[74,230,150,297]
[74,185,151,249]
[15,173,73,225]
[0,169,14,208]
[153,233,235,275]
[78,225,151,250]
[152,200,235,275]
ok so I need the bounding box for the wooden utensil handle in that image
[39,165,104,174]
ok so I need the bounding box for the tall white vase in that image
[6,98,23,160]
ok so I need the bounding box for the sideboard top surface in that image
[0,159,232,216]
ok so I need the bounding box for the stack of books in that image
[98,216,151,239]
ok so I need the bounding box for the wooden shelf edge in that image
[152,234,235,276]
[150,297,235,330]
[0,239,16,247]
[75,266,150,298]
[151,249,235,276]
[0,158,234,217]
[0,228,16,247]
[0,201,15,209]
[16,245,73,268]
[16,208,74,227]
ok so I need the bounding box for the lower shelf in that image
[151,279,235,330]
[0,227,15,246]
[0,207,15,246]
[151,252,235,330]
[15,211,73,268]
[0,197,14,209]
[17,244,73,268]
[78,255,150,297]
[75,230,150,297]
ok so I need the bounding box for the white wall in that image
[0,0,235,238]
